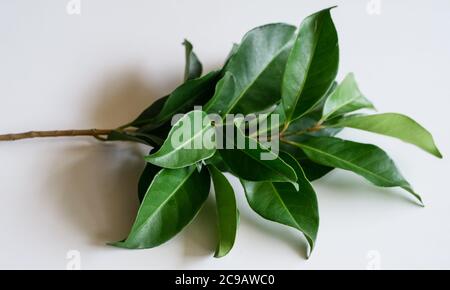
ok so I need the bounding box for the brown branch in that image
[0,129,114,142]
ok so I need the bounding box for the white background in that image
[0,0,449,270]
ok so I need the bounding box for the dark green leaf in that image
[208,165,238,258]
[328,113,442,158]
[207,23,296,115]
[241,152,319,255]
[128,96,169,129]
[290,136,423,204]
[145,110,216,169]
[183,39,203,81]
[204,72,237,116]
[321,73,375,121]
[143,71,220,127]
[224,43,240,67]
[137,162,161,203]
[282,8,339,124]
[219,125,297,184]
[205,151,230,172]
[111,166,210,249]
[298,157,334,182]
[280,143,334,182]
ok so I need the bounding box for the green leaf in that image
[107,130,163,147]
[128,39,202,129]
[204,72,237,116]
[145,110,216,169]
[298,157,334,182]
[280,143,334,182]
[111,165,210,249]
[219,125,297,184]
[328,113,442,158]
[241,152,319,255]
[284,116,342,140]
[321,73,375,121]
[290,136,423,204]
[183,40,203,81]
[128,96,169,129]
[142,71,220,127]
[207,23,296,115]
[205,151,230,173]
[208,165,238,258]
[137,161,161,203]
[282,8,339,124]
[224,43,240,67]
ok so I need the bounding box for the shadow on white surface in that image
[40,69,227,258]
[42,69,170,247]
[88,68,181,129]
[315,171,422,207]
[182,198,217,258]
[239,210,310,260]
[46,143,143,245]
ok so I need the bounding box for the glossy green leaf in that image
[224,43,240,67]
[208,23,296,115]
[328,113,442,158]
[241,152,319,255]
[183,40,203,81]
[204,72,237,116]
[146,71,220,127]
[128,96,169,129]
[291,136,423,204]
[282,8,339,124]
[220,125,297,184]
[280,143,334,182]
[128,40,202,129]
[205,151,230,173]
[321,73,375,121]
[111,166,210,249]
[145,110,216,169]
[297,157,334,182]
[137,161,162,203]
[208,165,238,258]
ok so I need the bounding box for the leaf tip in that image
[107,241,125,248]
[214,248,231,259]
[434,149,443,159]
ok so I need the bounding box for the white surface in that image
[0,0,449,270]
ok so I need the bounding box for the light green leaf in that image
[241,152,319,256]
[282,8,339,124]
[220,125,297,184]
[321,73,375,121]
[290,136,423,204]
[111,166,211,249]
[183,39,203,81]
[208,165,238,258]
[328,113,442,158]
[145,110,216,169]
[209,23,296,115]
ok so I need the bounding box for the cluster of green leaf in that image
[110,7,442,258]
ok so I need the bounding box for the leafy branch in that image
[0,7,442,259]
